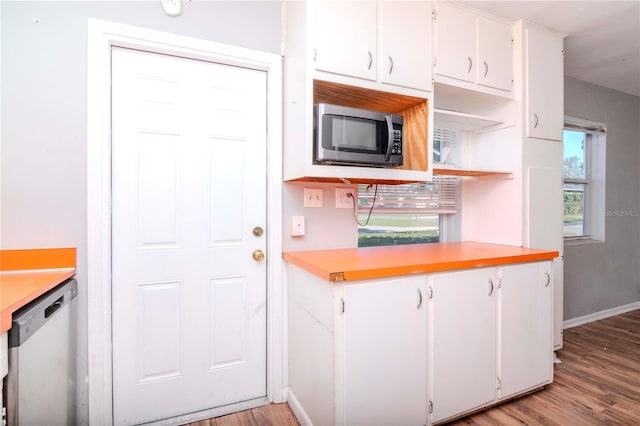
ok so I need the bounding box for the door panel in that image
[435,3,476,83]
[380,1,432,91]
[499,262,553,397]
[477,17,513,91]
[315,0,377,80]
[341,277,427,426]
[430,268,497,423]
[525,26,564,141]
[112,47,267,425]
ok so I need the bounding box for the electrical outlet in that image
[291,216,305,236]
[303,188,323,208]
[335,188,355,209]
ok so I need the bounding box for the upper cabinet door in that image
[525,25,564,141]
[477,17,513,91]
[380,1,433,91]
[434,2,476,83]
[315,0,377,80]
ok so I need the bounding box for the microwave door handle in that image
[384,114,394,163]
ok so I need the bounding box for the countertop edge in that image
[0,269,76,334]
[343,252,559,281]
[284,243,559,282]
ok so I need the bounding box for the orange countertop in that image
[283,242,559,282]
[0,248,76,334]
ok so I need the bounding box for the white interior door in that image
[111,47,267,425]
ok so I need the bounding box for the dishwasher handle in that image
[44,295,65,318]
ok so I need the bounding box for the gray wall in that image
[0,1,280,423]
[564,76,640,320]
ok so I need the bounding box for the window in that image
[356,176,458,247]
[563,117,606,241]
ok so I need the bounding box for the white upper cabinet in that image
[525,24,564,141]
[380,1,433,91]
[477,16,514,91]
[435,2,513,95]
[315,0,433,92]
[315,0,378,80]
[434,2,476,84]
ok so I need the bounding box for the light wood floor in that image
[186,403,298,426]
[186,308,640,425]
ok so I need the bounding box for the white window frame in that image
[356,176,460,247]
[563,116,606,243]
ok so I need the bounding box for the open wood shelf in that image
[433,166,512,177]
[313,80,429,174]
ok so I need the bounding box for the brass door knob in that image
[252,250,265,262]
[253,226,264,237]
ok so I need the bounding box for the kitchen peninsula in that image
[284,242,559,425]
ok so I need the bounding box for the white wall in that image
[1,1,281,423]
[282,182,359,252]
[563,77,640,320]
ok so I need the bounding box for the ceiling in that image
[460,1,640,97]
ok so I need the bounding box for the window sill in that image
[564,238,604,247]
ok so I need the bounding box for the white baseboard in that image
[564,301,640,329]
[287,389,312,426]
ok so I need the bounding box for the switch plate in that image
[304,188,323,208]
[335,188,355,209]
[291,216,305,236]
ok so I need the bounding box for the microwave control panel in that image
[392,130,403,155]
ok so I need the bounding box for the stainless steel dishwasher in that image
[6,278,77,426]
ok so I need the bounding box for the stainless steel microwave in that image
[314,103,404,167]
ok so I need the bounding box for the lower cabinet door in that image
[429,268,498,423]
[499,261,553,398]
[338,276,428,426]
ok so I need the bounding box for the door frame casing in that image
[87,19,284,425]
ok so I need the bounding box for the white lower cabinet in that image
[429,267,498,423]
[428,261,553,424]
[287,260,553,426]
[498,262,553,398]
[288,264,427,426]
[338,277,428,426]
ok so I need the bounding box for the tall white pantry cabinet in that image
[517,21,566,350]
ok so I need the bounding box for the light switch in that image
[304,188,323,208]
[291,216,305,237]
